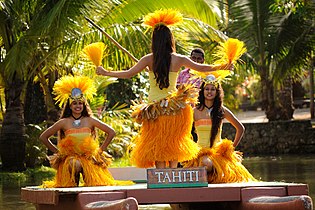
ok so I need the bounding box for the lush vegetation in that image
[0,0,314,172]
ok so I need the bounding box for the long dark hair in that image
[151,24,175,89]
[197,82,224,147]
[58,98,94,139]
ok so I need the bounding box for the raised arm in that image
[179,54,232,72]
[89,117,116,152]
[96,54,151,79]
[39,120,64,153]
[223,107,245,148]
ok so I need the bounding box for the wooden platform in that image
[20,167,310,210]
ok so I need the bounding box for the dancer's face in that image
[70,100,84,114]
[203,84,217,101]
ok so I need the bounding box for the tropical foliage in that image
[227,0,315,120]
[0,0,227,171]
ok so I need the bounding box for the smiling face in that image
[203,84,217,101]
[70,100,84,115]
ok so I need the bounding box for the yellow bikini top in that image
[60,127,97,155]
[65,127,92,139]
[148,71,178,102]
[195,119,221,147]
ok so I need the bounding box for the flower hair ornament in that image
[143,9,183,28]
[53,75,97,108]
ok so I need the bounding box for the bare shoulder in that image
[171,53,189,71]
[55,118,68,127]
[223,106,237,119]
[141,53,153,62]
[172,53,186,61]
[140,53,153,70]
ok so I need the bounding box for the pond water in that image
[1,155,314,210]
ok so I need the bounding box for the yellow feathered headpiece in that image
[213,38,247,64]
[190,70,231,88]
[82,42,106,66]
[53,75,97,108]
[143,9,183,28]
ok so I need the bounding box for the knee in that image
[200,156,213,171]
[68,158,82,172]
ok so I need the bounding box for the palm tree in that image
[0,0,227,171]
[0,0,111,171]
[227,0,314,121]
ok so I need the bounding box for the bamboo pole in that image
[85,17,139,63]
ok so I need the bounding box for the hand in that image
[96,66,108,76]
[225,63,234,71]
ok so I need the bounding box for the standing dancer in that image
[96,9,232,168]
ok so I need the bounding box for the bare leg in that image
[169,161,178,168]
[200,156,213,172]
[155,161,166,168]
[69,158,83,186]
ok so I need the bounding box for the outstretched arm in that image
[96,54,151,79]
[223,107,245,148]
[180,55,232,72]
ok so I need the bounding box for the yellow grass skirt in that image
[130,105,200,168]
[183,139,257,183]
[42,136,133,187]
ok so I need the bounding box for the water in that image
[1,155,314,210]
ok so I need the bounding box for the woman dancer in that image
[184,74,257,183]
[96,9,232,169]
[40,75,133,187]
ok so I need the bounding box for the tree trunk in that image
[310,58,314,119]
[24,81,47,124]
[0,81,26,171]
[277,78,294,120]
[260,65,278,121]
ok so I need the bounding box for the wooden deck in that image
[20,167,311,210]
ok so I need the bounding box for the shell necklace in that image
[204,104,213,117]
[72,114,82,127]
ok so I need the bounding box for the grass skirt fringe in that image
[183,139,257,183]
[42,136,133,188]
[130,105,200,168]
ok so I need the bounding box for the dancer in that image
[183,74,257,183]
[40,75,133,187]
[96,9,232,169]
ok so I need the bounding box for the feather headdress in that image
[82,42,106,66]
[143,9,183,28]
[190,70,231,87]
[213,38,247,64]
[53,75,97,108]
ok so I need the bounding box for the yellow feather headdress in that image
[82,42,106,66]
[143,9,183,28]
[190,70,231,87]
[213,38,247,64]
[53,75,97,108]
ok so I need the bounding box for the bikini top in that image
[195,119,222,147]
